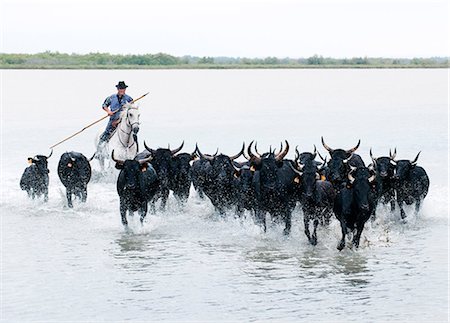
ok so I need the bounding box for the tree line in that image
[0,51,448,68]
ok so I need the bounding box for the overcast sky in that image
[1,0,448,58]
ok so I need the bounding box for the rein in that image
[116,107,140,149]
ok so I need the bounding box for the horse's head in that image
[121,102,140,134]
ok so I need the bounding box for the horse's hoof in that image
[337,241,345,251]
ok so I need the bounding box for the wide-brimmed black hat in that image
[115,81,128,89]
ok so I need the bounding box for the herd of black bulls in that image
[20,137,430,251]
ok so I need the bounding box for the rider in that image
[99,81,133,144]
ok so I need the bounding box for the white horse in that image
[95,102,141,169]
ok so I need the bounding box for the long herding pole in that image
[49,92,149,149]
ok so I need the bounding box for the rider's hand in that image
[107,110,114,116]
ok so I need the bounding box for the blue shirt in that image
[102,94,133,121]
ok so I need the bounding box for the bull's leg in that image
[120,201,128,227]
[311,218,319,246]
[390,199,396,212]
[337,220,347,251]
[304,214,312,242]
[160,189,169,210]
[66,189,73,208]
[415,200,421,214]
[283,211,291,235]
[255,210,266,232]
[353,221,365,249]
[81,186,87,203]
[139,202,148,224]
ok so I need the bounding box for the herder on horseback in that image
[99,81,134,144]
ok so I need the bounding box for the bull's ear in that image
[115,163,124,170]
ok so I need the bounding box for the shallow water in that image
[1,69,448,321]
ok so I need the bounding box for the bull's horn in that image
[370,148,376,165]
[254,142,262,157]
[195,144,214,161]
[229,142,245,160]
[213,148,219,157]
[171,141,184,155]
[138,154,153,165]
[321,137,334,153]
[247,141,261,162]
[295,146,300,161]
[275,140,289,161]
[390,148,397,160]
[368,174,376,183]
[88,153,96,162]
[289,162,303,176]
[343,154,353,164]
[111,150,125,164]
[143,141,156,155]
[317,150,327,163]
[47,149,53,159]
[411,151,421,165]
[274,142,284,155]
[312,145,317,159]
[346,140,361,154]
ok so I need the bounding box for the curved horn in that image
[275,140,289,161]
[212,148,219,157]
[370,148,376,165]
[390,148,397,160]
[295,146,300,161]
[254,142,262,157]
[317,150,327,163]
[195,144,214,161]
[247,141,261,162]
[343,153,353,164]
[111,150,125,165]
[138,154,153,165]
[348,165,356,183]
[289,162,303,176]
[229,142,245,160]
[274,142,284,155]
[171,141,184,155]
[47,149,53,159]
[312,145,317,159]
[346,139,361,154]
[88,153,96,162]
[321,136,334,153]
[368,174,376,183]
[144,141,156,155]
[411,151,421,165]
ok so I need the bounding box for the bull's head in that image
[321,137,360,185]
[27,149,52,172]
[347,166,376,213]
[392,151,421,181]
[369,148,397,179]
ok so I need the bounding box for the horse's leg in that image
[66,188,73,208]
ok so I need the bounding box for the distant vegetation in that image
[0,52,448,69]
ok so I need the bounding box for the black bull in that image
[194,143,245,214]
[112,151,157,226]
[246,141,297,234]
[57,151,93,208]
[334,166,377,250]
[20,150,53,201]
[142,141,192,209]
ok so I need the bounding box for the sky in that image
[1,0,448,58]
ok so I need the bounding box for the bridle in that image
[117,106,140,149]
